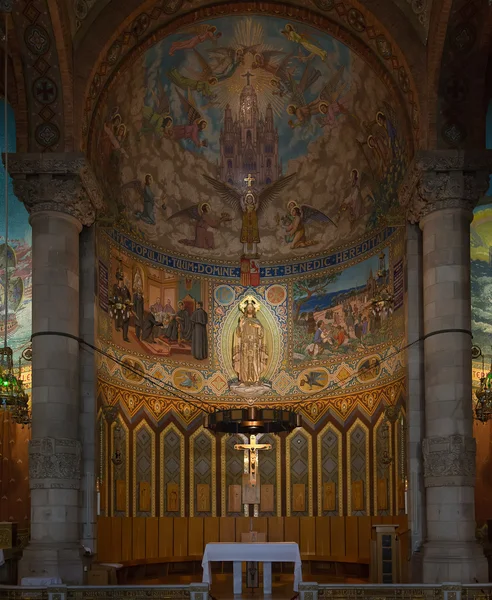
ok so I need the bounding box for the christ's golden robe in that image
[232,315,268,385]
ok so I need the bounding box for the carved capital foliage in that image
[422,434,476,488]
[5,153,104,227]
[29,437,81,490]
[399,150,492,223]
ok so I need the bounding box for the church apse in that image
[91,4,412,528]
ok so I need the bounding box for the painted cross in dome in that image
[241,71,255,86]
[244,173,256,188]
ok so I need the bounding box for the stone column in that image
[405,222,425,581]
[79,225,97,553]
[7,154,103,584]
[405,150,491,583]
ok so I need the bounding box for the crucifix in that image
[235,434,271,486]
[243,173,256,188]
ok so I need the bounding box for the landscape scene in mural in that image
[93,14,408,263]
[101,247,210,364]
[471,204,492,356]
[292,247,401,364]
[0,102,32,363]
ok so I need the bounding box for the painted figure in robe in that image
[232,299,268,386]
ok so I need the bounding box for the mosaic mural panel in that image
[162,425,184,517]
[257,433,278,517]
[111,417,129,516]
[318,423,342,516]
[223,434,247,516]
[0,100,32,364]
[287,429,312,517]
[90,14,409,264]
[190,428,216,516]
[374,414,391,516]
[134,423,155,517]
[347,420,369,516]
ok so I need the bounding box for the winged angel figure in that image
[203,173,297,256]
[281,200,336,249]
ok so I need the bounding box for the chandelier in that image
[474,347,492,423]
[0,14,30,428]
[0,348,30,426]
[204,407,301,435]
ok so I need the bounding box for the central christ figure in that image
[232,298,268,386]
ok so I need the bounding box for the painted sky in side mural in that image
[94,15,409,264]
[471,204,492,355]
[0,101,32,361]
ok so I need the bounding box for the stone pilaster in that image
[405,222,425,581]
[6,153,102,584]
[401,150,492,583]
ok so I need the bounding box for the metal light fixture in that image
[0,14,30,428]
[204,407,301,435]
[474,347,492,423]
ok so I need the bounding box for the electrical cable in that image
[31,326,473,418]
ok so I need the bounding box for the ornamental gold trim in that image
[347,418,370,516]
[160,423,185,517]
[132,420,156,517]
[189,426,216,517]
[286,427,313,517]
[316,422,343,516]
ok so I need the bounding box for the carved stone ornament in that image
[4,153,104,227]
[0,0,12,12]
[399,150,492,223]
[29,437,82,490]
[422,434,476,488]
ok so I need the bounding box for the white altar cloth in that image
[202,542,302,595]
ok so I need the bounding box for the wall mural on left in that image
[0,101,32,365]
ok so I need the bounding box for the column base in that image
[18,542,83,585]
[422,540,488,583]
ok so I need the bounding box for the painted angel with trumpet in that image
[203,172,297,257]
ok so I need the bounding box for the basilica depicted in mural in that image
[219,75,281,186]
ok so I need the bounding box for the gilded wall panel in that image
[286,428,313,517]
[317,422,343,516]
[133,421,156,517]
[110,417,130,517]
[189,426,216,517]
[347,419,370,516]
[160,423,185,517]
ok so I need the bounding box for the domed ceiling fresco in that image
[91,11,409,265]
[92,8,409,423]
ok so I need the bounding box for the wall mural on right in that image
[292,247,401,364]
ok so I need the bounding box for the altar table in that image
[202,542,302,595]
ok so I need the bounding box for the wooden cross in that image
[234,434,271,485]
[244,173,256,188]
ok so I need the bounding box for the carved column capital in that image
[422,434,476,488]
[29,437,82,490]
[5,153,104,227]
[399,150,492,224]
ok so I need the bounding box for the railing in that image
[299,583,492,600]
[0,583,209,600]
[0,582,491,600]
